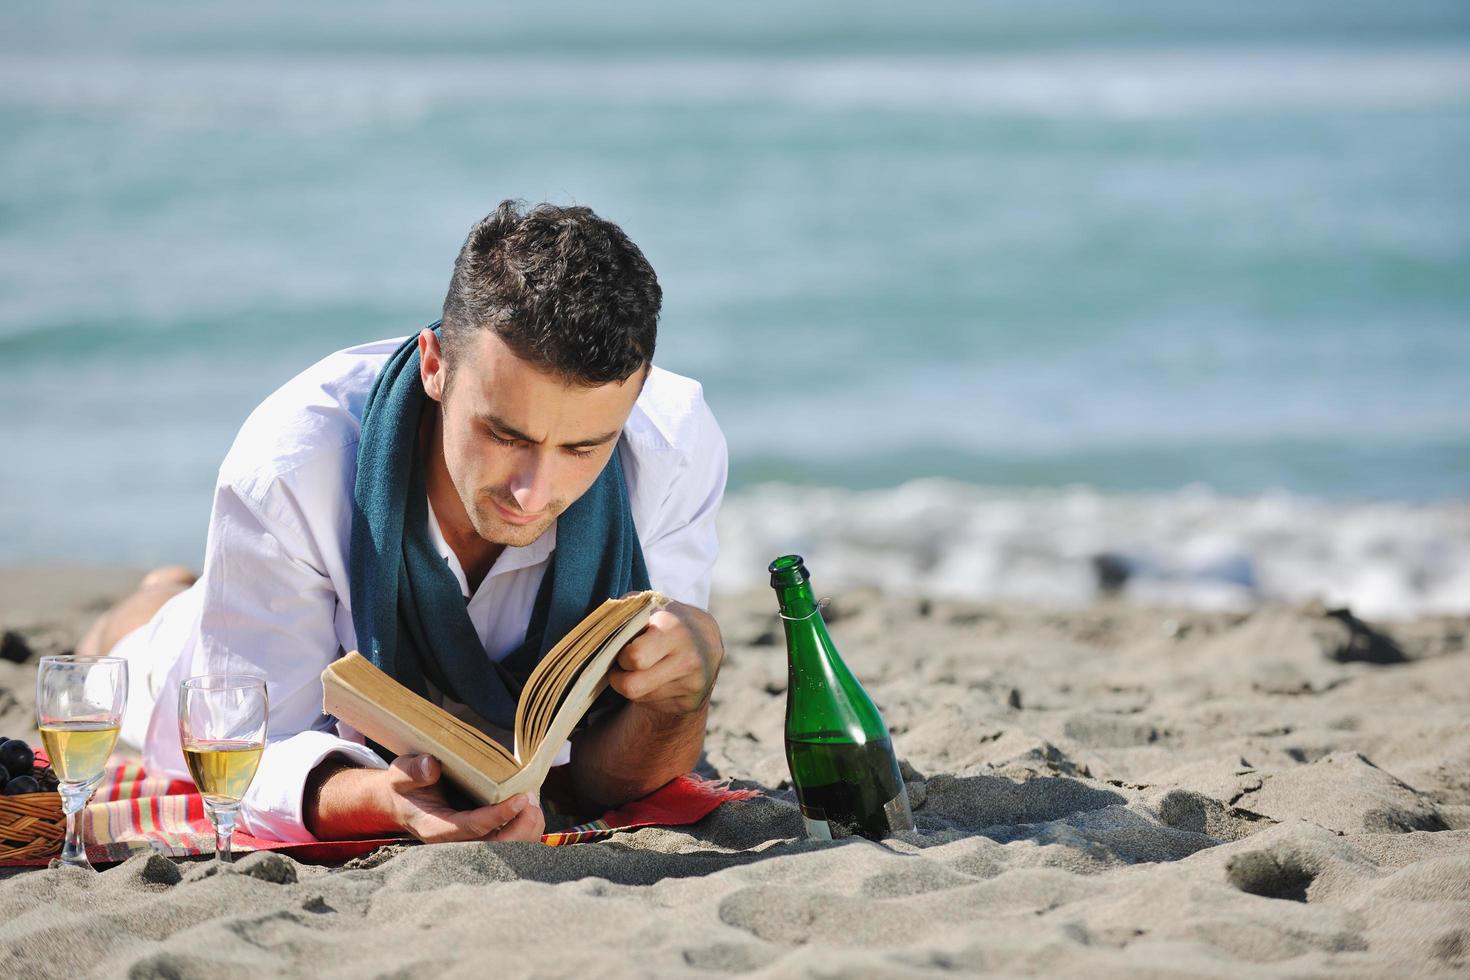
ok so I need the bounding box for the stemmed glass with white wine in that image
[35,655,128,869]
[178,675,267,864]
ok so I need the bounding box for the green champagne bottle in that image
[770,554,915,840]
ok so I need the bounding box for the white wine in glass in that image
[183,740,264,806]
[40,721,121,783]
[179,675,267,864]
[35,656,128,869]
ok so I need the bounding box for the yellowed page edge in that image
[514,592,656,761]
[325,653,520,772]
[499,596,665,799]
[511,592,649,757]
[322,667,508,804]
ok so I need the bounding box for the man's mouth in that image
[489,498,543,526]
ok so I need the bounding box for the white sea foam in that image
[714,481,1470,619]
[1,48,1468,125]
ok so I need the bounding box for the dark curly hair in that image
[439,200,661,387]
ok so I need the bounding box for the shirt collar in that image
[425,494,557,599]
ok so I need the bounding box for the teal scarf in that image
[348,326,650,731]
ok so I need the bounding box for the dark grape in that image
[0,739,33,774]
[3,775,40,795]
[31,764,58,790]
[0,764,8,784]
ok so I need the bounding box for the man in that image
[83,201,728,845]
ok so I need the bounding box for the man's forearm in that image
[569,701,708,812]
[304,763,397,839]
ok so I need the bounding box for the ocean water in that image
[2,2,1468,615]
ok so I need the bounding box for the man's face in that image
[419,328,644,547]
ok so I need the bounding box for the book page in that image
[502,593,664,799]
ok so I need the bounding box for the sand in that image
[1,566,1467,978]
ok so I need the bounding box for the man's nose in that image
[509,451,553,514]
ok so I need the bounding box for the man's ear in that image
[419,328,447,402]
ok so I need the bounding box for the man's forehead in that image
[457,327,647,389]
[452,330,643,436]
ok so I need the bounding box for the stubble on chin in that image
[470,497,558,547]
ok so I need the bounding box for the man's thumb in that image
[391,753,438,789]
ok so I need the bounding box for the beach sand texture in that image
[0,569,1466,978]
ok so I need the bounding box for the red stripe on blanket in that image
[3,760,758,866]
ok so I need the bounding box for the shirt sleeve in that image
[638,392,729,610]
[138,475,386,844]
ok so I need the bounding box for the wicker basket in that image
[0,790,66,861]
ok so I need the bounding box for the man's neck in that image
[421,405,503,594]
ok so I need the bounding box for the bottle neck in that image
[773,576,890,743]
[776,581,839,673]
[774,580,821,622]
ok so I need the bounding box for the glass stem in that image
[57,781,93,868]
[208,803,240,863]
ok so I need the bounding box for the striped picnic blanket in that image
[10,754,758,866]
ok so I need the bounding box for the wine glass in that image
[35,655,128,869]
[178,674,267,864]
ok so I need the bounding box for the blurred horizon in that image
[2,1,1468,613]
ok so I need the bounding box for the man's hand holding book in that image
[309,594,725,844]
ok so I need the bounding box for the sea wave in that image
[713,480,1470,619]
[1,48,1468,125]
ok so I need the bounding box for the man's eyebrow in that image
[480,414,620,449]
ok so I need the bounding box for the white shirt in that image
[117,337,728,842]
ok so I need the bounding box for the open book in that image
[321,591,665,805]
